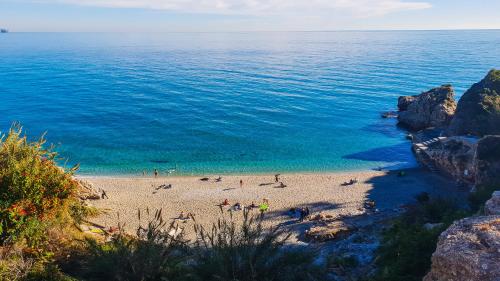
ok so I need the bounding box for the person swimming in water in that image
[154,169,158,178]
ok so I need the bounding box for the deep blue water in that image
[1,31,500,175]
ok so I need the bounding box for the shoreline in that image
[83,168,460,242]
[76,165,414,179]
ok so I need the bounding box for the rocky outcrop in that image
[448,70,500,136]
[305,220,356,242]
[398,85,457,131]
[412,136,478,183]
[77,179,101,200]
[424,194,500,281]
[474,135,500,187]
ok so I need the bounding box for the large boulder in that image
[448,70,500,136]
[398,85,457,131]
[474,135,500,187]
[424,214,500,281]
[485,191,500,216]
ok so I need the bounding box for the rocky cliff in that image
[398,85,457,131]
[400,70,500,188]
[448,70,500,136]
[424,192,500,281]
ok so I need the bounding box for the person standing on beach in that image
[154,169,158,178]
[275,174,280,183]
[240,179,243,188]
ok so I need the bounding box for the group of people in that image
[288,207,310,221]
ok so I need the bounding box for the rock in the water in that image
[474,135,500,187]
[398,85,457,131]
[424,215,500,281]
[485,191,500,216]
[448,69,500,136]
[305,221,356,242]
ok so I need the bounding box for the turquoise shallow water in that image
[1,31,500,175]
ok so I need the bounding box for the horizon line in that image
[3,28,500,33]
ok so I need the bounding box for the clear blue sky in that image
[1,0,500,32]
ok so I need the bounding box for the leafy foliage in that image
[372,197,470,281]
[0,124,80,247]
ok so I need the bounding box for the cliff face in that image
[398,85,457,131]
[474,135,500,187]
[448,70,500,136]
[424,193,500,281]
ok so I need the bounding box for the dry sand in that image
[82,168,458,241]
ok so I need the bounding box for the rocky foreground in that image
[424,192,500,281]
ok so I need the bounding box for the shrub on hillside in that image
[190,209,325,281]
[0,124,80,247]
[78,209,191,281]
[372,197,469,281]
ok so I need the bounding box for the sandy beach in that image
[82,168,459,241]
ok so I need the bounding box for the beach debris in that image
[200,177,210,181]
[305,221,356,242]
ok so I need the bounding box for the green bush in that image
[372,198,470,281]
[190,210,325,281]
[0,124,80,248]
[468,185,498,213]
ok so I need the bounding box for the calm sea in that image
[1,31,499,175]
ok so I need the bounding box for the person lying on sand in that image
[222,199,229,206]
[177,212,195,221]
[215,176,222,182]
[341,178,358,186]
[232,203,243,211]
[157,184,173,190]
[279,182,287,188]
